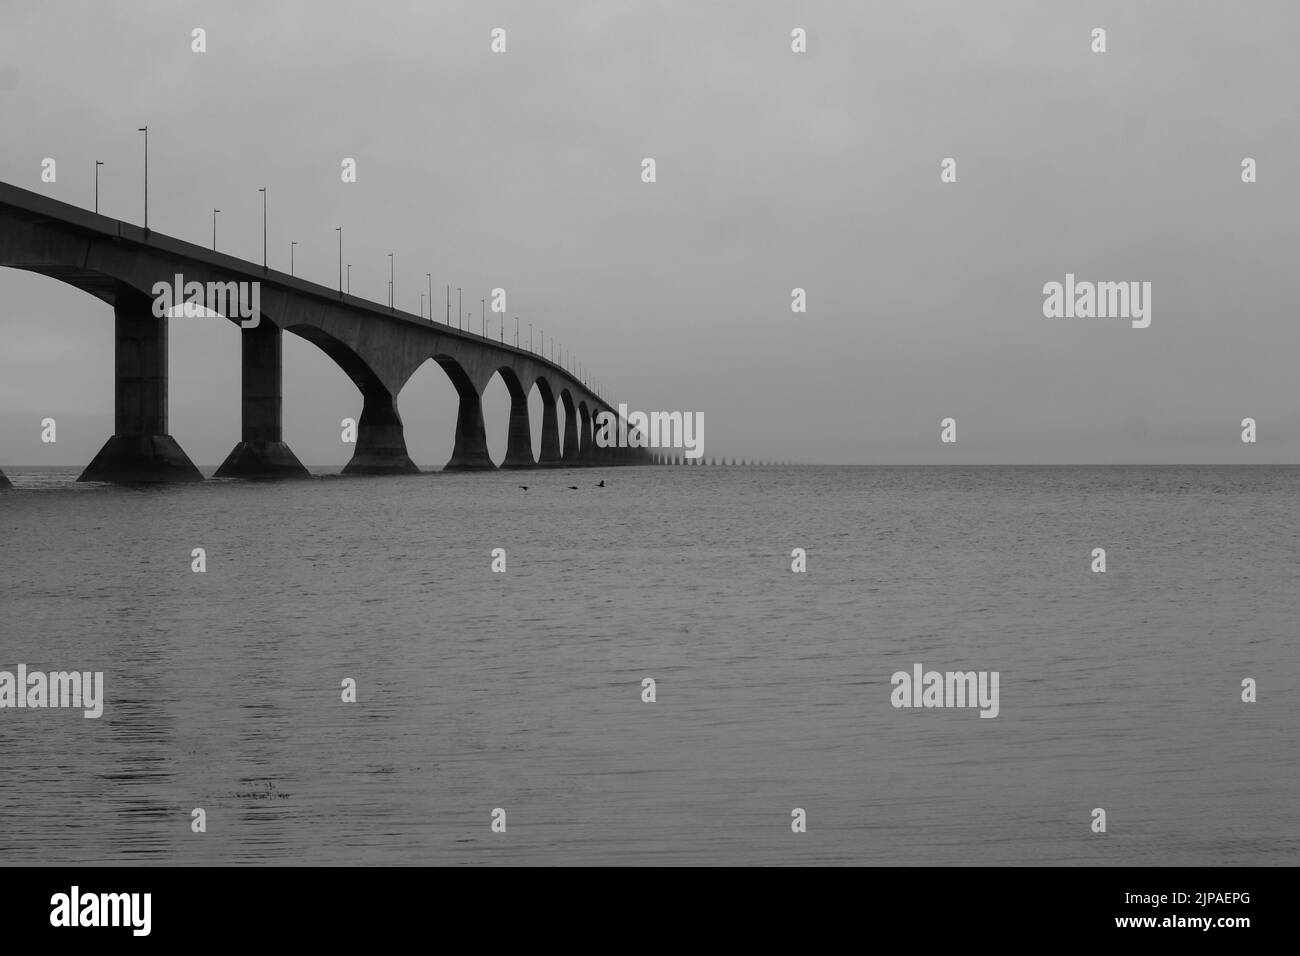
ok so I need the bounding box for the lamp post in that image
[94,161,103,214]
[258,187,266,271]
[515,316,519,348]
[388,253,394,311]
[426,273,432,323]
[480,298,485,337]
[336,227,343,294]
[456,287,462,331]
[420,293,425,318]
[212,208,219,250]
[346,264,351,294]
[137,126,148,230]
[290,241,297,277]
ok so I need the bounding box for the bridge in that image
[0,181,651,484]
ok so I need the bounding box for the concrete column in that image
[80,290,202,483]
[500,387,534,469]
[215,322,309,479]
[538,392,562,466]
[561,403,579,461]
[578,407,594,464]
[589,408,615,465]
[444,388,495,470]
[0,468,12,490]
[341,387,419,475]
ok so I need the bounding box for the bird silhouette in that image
[568,485,578,490]
[518,485,528,490]
[597,480,605,488]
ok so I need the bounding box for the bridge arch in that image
[531,376,563,467]
[284,323,386,396]
[276,323,414,475]
[0,268,117,472]
[577,400,593,463]
[494,366,534,468]
[432,353,493,470]
[559,388,580,461]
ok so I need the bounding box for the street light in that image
[258,187,266,271]
[336,227,342,294]
[94,161,103,214]
[291,241,297,277]
[529,322,533,351]
[457,287,462,331]
[420,293,425,318]
[388,253,394,311]
[445,285,450,325]
[426,273,432,323]
[515,316,519,348]
[346,263,351,294]
[137,126,148,230]
[480,298,485,337]
[212,208,219,250]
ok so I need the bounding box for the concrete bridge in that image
[0,181,651,484]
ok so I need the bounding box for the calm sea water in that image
[0,465,1297,866]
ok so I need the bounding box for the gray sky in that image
[2,0,1298,466]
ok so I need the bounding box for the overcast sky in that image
[2,0,1298,466]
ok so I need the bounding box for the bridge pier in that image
[444,388,495,470]
[500,387,534,469]
[215,322,309,479]
[588,417,610,465]
[341,388,419,475]
[538,392,563,467]
[561,404,580,462]
[79,291,203,483]
[578,406,594,465]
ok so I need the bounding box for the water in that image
[1,465,1297,865]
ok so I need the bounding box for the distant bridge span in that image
[0,181,650,483]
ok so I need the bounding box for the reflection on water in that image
[1,466,1297,864]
